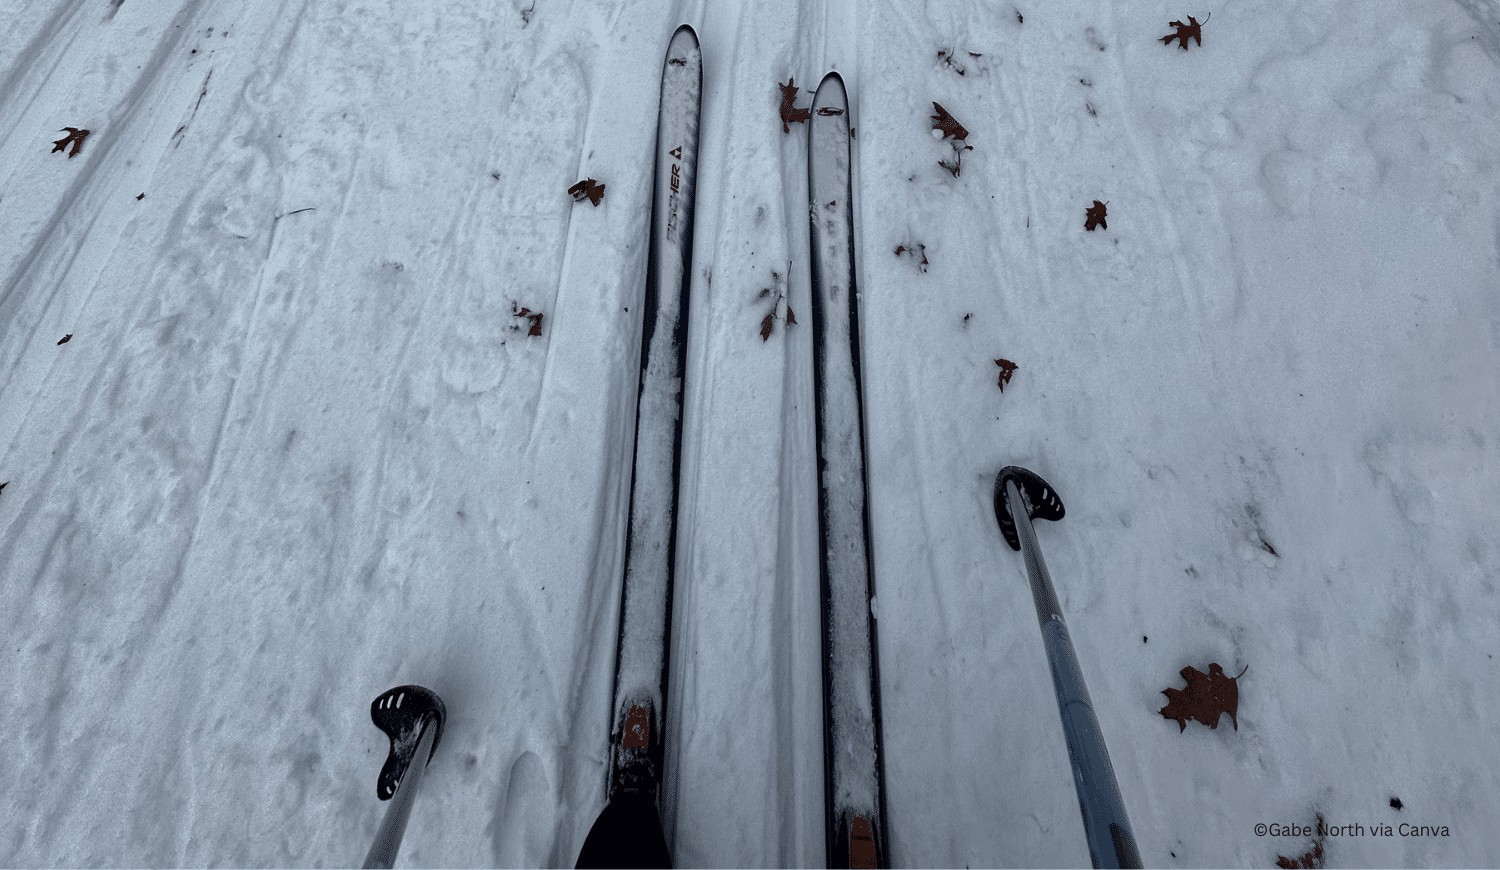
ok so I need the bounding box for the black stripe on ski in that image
[807,70,890,870]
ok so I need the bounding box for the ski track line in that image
[0,0,212,318]
[1,0,240,619]
[520,30,591,457]
[0,0,91,197]
[1099,0,1202,323]
[0,0,223,458]
[875,0,929,55]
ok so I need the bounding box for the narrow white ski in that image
[579,27,701,868]
[807,71,889,870]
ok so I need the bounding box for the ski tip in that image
[813,71,848,107]
[370,685,447,800]
[668,23,698,51]
[993,466,1066,550]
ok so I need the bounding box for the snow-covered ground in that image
[3,0,1499,866]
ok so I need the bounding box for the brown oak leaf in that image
[1085,200,1108,231]
[930,103,969,141]
[779,78,812,132]
[1161,13,1208,50]
[995,358,1017,390]
[1159,662,1247,732]
[568,178,605,206]
[52,127,90,158]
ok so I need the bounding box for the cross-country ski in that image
[807,70,890,870]
[576,22,701,870]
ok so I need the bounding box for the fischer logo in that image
[666,146,683,241]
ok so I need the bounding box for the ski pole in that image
[994,467,1142,870]
[363,686,446,869]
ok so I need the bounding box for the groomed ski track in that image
[4,0,1500,867]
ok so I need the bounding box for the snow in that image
[2,0,1498,867]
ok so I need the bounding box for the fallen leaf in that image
[930,103,969,141]
[1275,814,1326,869]
[1161,13,1208,50]
[58,334,72,345]
[1085,200,1108,231]
[568,178,605,206]
[52,127,90,158]
[995,358,1017,390]
[1159,663,1247,732]
[779,78,812,132]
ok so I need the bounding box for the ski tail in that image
[807,70,891,869]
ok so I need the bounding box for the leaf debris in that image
[1159,663,1247,732]
[995,358,1018,390]
[1085,200,1108,231]
[568,178,605,206]
[778,78,812,132]
[1161,13,1208,50]
[52,127,90,158]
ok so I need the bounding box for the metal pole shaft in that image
[363,715,437,870]
[1006,480,1142,870]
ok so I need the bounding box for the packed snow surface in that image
[2,0,1499,867]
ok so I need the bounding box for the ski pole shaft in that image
[1005,479,1142,870]
[363,715,438,870]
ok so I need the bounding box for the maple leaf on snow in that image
[930,103,969,141]
[1159,662,1247,732]
[995,358,1017,390]
[779,78,812,132]
[1161,13,1208,50]
[52,127,90,158]
[1085,200,1108,231]
[568,178,605,206]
